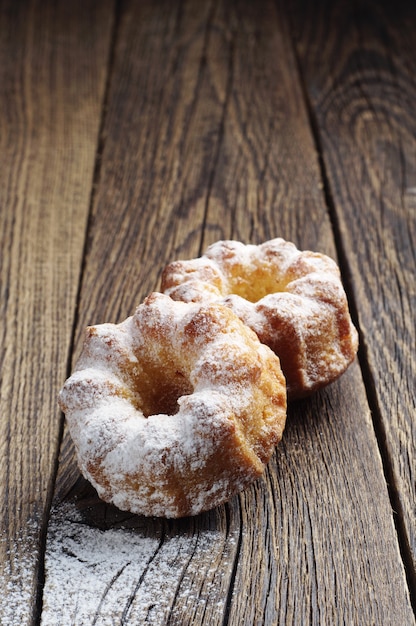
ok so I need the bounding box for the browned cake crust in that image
[59,293,287,518]
[161,239,359,399]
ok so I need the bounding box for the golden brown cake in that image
[161,239,359,399]
[59,293,287,518]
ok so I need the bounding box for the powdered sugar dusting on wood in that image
[41,501,237,624]
[0,518,40,625]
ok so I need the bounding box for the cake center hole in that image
[139,369,193,418]
[230,275,288,302]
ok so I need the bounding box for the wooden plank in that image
[43,0,414,623]
[202,1,414,623]
[287,0,416,590]
[68,0,227,344]
[0,0,115,623]
[199,0,333,251]
[43,0,237,623]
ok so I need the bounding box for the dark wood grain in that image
[41,0,415,624]
[200,0,333,251]
[70,0,225,341]
[287,0,416,593]
[0,1,115,623]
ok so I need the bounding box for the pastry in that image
[162,238,358,398]
[59,293,286,518]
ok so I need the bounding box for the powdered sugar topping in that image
[59,293,286,518]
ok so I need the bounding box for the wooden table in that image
[1,0,415,624]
